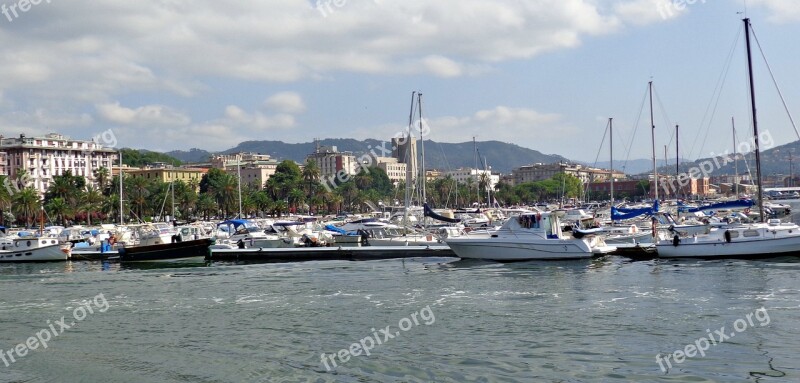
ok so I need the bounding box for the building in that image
[126,167,208,187]
[441,168,500,190]
[210,152,277,170]
[512,162,624,184]
[375,157,407,183]
[587,180,643,197]
[306,144,357,179]
[0,133,119,195]
[391,136,418,181]
[211,152,280,187]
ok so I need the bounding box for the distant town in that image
[0,132,797,226]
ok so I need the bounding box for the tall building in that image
[391,136,417,181]
[0,133,119,195]
[306,144,357,179]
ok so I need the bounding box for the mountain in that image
[166,139,568,174]
[589,159,688,176]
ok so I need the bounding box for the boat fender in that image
[724,230,731,243]
[672,235,680,247]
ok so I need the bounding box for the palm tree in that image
[196,194,218,220]
[478,172,490,206]
[288,189,305,213]
[126,176,151,221]
[302,160,321,195]
[13,187,40,228]
[46,197,71,226]
[82,186,104,225]
[93,167,111,193]
[0,176,11,225]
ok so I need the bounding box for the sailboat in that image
[656,18,800,259]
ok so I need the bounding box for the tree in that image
[13,187,40,228]
[93,167,111,194]
[46,197,71,226]
[82,186,104,225]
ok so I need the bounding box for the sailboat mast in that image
[119,150,123,225]
[473,136,478,207]
[675,125,679,198]
[732,117,739,196]
[609,118,614,205]
[418,93,426,204]
[403,91,416,226]
[650,81,659,201]
[744,18,765,222]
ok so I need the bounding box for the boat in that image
[118,237,213,262]
[0,236,71,262]
[444,211,615,261]
[657,18,800,259]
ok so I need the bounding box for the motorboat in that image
[0,236,71,262]
[445,211,615,261]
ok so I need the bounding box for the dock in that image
[207,245,456,262]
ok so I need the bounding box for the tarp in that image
[424,203,461,223]
[678,199,754,213]
[612,200,659,221]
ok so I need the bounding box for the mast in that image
[418,93,426,204]
[171,180,175,222]
[403,91,416,226]
[649,81,659,201]
[675,125,679,199]
[609,118,614,205]
[744,18,765,222]
[733,117,739,196]
[119,150,123,225]
[473,136,478,207]
[237,154,242,219]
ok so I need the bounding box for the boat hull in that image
[118,238,213,262]
[445,238,604,261]
[0,243,70,262]
[657,235,800,258]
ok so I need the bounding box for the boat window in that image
[728,231,740,238]
[742,230,760,237]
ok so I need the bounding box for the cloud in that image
[614,0,686,25]
[750,0,800,23]
[95,102,191,126]
[264,92,306,114]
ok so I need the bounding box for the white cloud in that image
[614,0,686,25]
[264,92,306,114]
[750,0,800,23]
[95,102,190,126]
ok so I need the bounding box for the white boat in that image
[0,237,71,262]
[445,212,615,261]
[657,18,800,259]
[657,220,800,258]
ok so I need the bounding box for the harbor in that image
[3,1,800,382]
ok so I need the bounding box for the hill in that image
[167,139,569,174]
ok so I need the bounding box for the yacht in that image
[445,211,615,261]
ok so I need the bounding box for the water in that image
[0,256,799,382]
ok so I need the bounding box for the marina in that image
[2,2,800,382]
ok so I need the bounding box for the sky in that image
[0,0,799,164]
